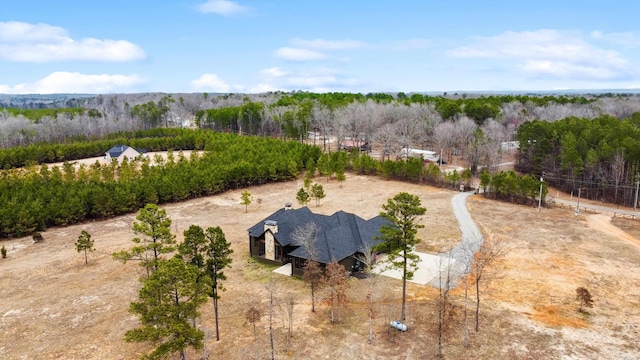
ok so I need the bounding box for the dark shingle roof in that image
[249,206,388,264]
[105,145,145,158]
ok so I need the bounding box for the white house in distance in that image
[105,145,145,163]
[398,148,441,163]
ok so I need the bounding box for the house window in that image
[275,243,283,262]
[294,257,307,270]
[258,239,265,257]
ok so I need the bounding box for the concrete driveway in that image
[375,191,482,288]
[373,252,456,285]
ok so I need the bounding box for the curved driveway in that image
[428,191,483,288]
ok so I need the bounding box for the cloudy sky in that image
[1,0,639,94]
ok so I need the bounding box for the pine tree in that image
[75,230,95,265]
[310,183,326,207]
[375,192,426,321]
[204,226,233,341]
[113,204,176,278]
[296,188,310,207]
[240,190,252,213]
[125,257,208,360]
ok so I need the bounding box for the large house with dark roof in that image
[248,206,388,276]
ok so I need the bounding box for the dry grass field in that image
[1,174,639,359]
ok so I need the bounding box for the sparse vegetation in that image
[241,190,252,213]
[32,232,43,243]
[576,287,594,312]
[75,230,95,265]
[1,176,639,359]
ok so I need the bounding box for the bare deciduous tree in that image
[326,261,349,323]
[355,243,377,344]
[472,235,509,332]
[292,222,324,312]
[245,306,262,342]
[283,292,296,352]
[576,287,594,312]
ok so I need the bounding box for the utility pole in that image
[634,174,639,212]
[537,177,544,213]
[575,188,581,216]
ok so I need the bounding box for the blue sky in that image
[1,0,639,94]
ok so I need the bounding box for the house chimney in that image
[264,220,278,234]
[263,220,278,261]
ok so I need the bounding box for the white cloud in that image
[0,72,145,94]
[0,21,146,62]
[196,0,250,16]
[590,31,640,47]
[254,66,360,92]
[249,83,280,93]
[259,67,288,78]
[290,38,366,51]
[389,38,433,50]
[449,29,633,81]
[274,47,328,61]
[190,73,232,92]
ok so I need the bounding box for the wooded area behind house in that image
[1,91,639,213]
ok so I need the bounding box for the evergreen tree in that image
[113,204,176,278]
[204,226,233,341]
[240,190,252,213]
[125,257,208,360]
[296,188,310,207]
[310,183,326,207]
[75,230,95,265]
[375,192,426,321]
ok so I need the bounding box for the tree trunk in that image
[214,297,220,341]
[401,250,407,321]
[464,274,469,347]
[311,283,316,312]
[269,289,275,360]
[369,277,374,343]
[475,275,481,332]
[84,249,88,265]
[330,292,334,322]
[438,284,443,357]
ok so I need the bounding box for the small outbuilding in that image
[105,145,146,163]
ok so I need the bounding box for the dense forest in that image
[0,129,319,238]
[1,90,639,217]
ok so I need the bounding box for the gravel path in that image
[429,191,484,288]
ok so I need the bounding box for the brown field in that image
[1,174,639,359]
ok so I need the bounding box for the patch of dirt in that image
[1,175,639,359]
[588,214,640,250]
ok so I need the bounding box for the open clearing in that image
[1,174,639,359]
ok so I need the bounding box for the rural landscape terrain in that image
[3,1,640,358]
[1,172,639,359]
[1,91,640,359]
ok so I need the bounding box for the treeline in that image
[275,91,593,123]
[311,150,546,206]
[0,132,320,238]
[0,128,208,169]
[516,114,640,206]
[1,107,99,121]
